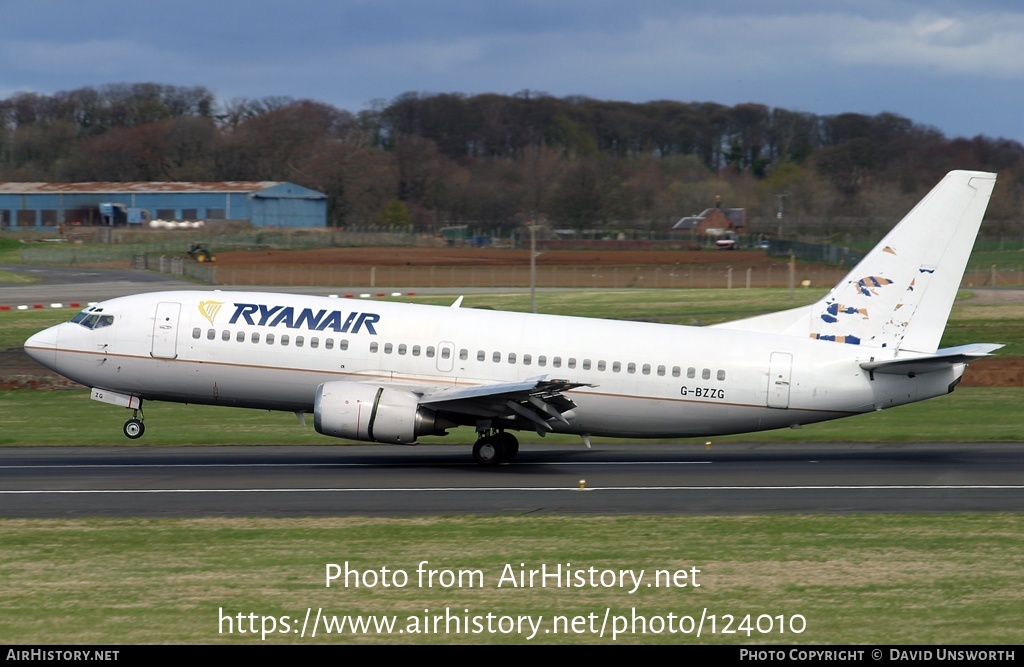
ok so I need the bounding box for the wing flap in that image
[419,377,591,434]
[419,377,590,405]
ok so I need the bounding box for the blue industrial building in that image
[0,181,327,230]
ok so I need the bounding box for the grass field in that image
[2,286,1022,645]
[1,515,1022,644]
[0,269,36,284]
[966,248,1024,270]
[2,386,1022,446]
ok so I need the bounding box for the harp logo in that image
[198,300,224,325]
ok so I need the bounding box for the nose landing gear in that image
[123,408,145,439]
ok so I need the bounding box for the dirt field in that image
[209,247,822,289]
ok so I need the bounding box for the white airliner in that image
[24,170,1001,464]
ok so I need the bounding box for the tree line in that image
[1,83,1022,235]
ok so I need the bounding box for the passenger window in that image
[657,365,666,376]
[236,331,245,343]
[369,342,378,353]
[413,345,421,356]
[567,358,576,369]
[296,336,304,347]
[508,353,516,364]
[384,343,393,354]
[251,332,260,344]
[310,337,320,349]
[582,359,591,370]
[477,350,486,361]
[612,362,621,373]
[340,339,349,351]
[398,344,407,355]
[717,370,726,381]
[207,329,215,340]
[459,349,467,360]
[627,362,636,374]
[492,351,501,363]
[523,354,532,365]
[672,366,681,377]
[687,367,696,379]
[642,364,651,375]
[598,360,606,371]
[538,355,547,367]
[266,333,275,344]
[280,335,290,346]
[192,328,201,339]
[222,330,230,341]
[702,368,711,380]
[324,338,333,350]
[426,346,435,358]
[553,356,562,368]
[441,347,451,359]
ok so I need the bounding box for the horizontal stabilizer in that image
[859,343,1003,376]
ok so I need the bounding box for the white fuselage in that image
[24,290,964,440]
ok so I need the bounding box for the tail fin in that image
[717,170,997,354]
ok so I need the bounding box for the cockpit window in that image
[71,309,114,330]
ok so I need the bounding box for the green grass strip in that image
[0,515,1021,644]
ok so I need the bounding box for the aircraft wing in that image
[418,377,592,434]
[859,343,1003,376]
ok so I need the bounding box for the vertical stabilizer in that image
[810,170,995,353]
[716,170,996,354]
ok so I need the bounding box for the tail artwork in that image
[717,170,999,362]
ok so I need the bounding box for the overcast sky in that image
[2,0,1022,141]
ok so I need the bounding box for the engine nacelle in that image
[313,381,443,444]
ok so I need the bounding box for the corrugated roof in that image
[0,181,285,194]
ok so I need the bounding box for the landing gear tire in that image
[473,439,502,466]
[123,418,145,439]
[473,432,519,465]
[493,432,519,462]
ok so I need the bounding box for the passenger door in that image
[151,302,181,359]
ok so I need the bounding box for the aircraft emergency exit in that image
[24,170,1001,464]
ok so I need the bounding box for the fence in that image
[135,260,1021,290]
[17,236,1024,290]
[15,227,423,265]
[136,255,217,283]
[767,240,867,266]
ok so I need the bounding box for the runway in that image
[2,442,1022,517]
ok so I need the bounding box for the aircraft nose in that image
[24,325,59,371]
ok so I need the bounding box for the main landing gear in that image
[472,430,519,466]
[123,408,145,439]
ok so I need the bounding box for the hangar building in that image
[0,181,327,230]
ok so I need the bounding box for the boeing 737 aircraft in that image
[24,170,1001,464]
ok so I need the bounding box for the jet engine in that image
[313,381,448,444]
